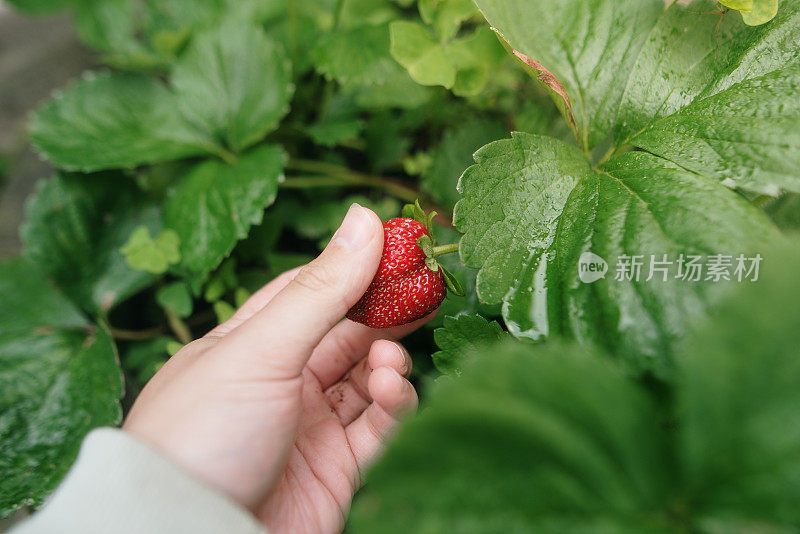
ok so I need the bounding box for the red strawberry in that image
[347,218,446,328]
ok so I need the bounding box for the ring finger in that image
[324,340,411,425]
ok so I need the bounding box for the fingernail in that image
[332,203,373,251]
[392,342,411,374]
[387,366,405,384]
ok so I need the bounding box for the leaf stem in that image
[109,325,167,340]
[432,243,459,256]
[596,144,617,166]
[165,307,192,344]
[598,140,636,167]
[286,159,418,202]
[752,194,774,207]
[284,158,454,226]
[214,146,238,165]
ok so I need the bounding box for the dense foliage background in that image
[1,0,799,530]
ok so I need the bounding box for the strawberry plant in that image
[1,0,799,528]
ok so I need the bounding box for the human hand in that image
[123,204,429,534]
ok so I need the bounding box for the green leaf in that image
[259,0,338,75]
[446,26,507,96]
[762,193,800,231]
[514,96,570,140]
[337,0,400,29]
[277,195,400,249]
[390,22,505,96]
[234,287,251,307]
[614,0,800,193]
[721,0,779,25]
[350,244,800,532]
[156,282,193,318]
[203,259,238,302]
[31,72,214,172]
[123,336,172,384]
[740,0,779,25]
[474,0,663,150]
[402,151,433,176]
[432,314,505,375]
[627,66,800,195]
[312,23,400,86]
[350,338,670,532]
[439,265,464,297]
[142,0,231,38]
[417,235,435,257]
[349,70,434,109]
[22,173,160,314]
[267,252,314,274]
[455,133,781,375]
[204,277,227,303]
[418,0,477,42]
[306,119,365,147]
[0,258,123,517]
[720,0,755,10]
[362,112,415,170]
[304,91,365,147]
[72,0,140,54]
[5,0,70,14]
[390,21,457,88]
[120,227,181,275]
[678,245,800,527]
[213,300,236,324]
[429,226,498,326]
[171,17,293,153]
[164,144,287,283]
[422,117,508,209]
[166,340,184,356]
[616,0,800,143]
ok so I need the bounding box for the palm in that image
[258,344,412,534]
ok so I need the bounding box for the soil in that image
[0,2,94,259]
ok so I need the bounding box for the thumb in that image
[214,203,384,378]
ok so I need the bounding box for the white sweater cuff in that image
[13,428,268,534]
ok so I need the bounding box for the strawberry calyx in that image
[402,200,465,297]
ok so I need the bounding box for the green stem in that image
[165,307,192,345]
[110,325,167,340]
[212,146,238,165]
[285,159,419,203]
[432,243,459,257]
[595,144,618,166]
[333,0,346,29]
[280,175,350,188]
[284,158,454,226]
[752,194,774,207]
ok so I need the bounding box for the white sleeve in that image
[12,428,268,534]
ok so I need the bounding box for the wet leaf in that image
[474,0,663,150]
[616,0,800,194]
[455,133,781,375]
[350,338,670,532]
[350,245,800,532]
[0,258,122,517]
